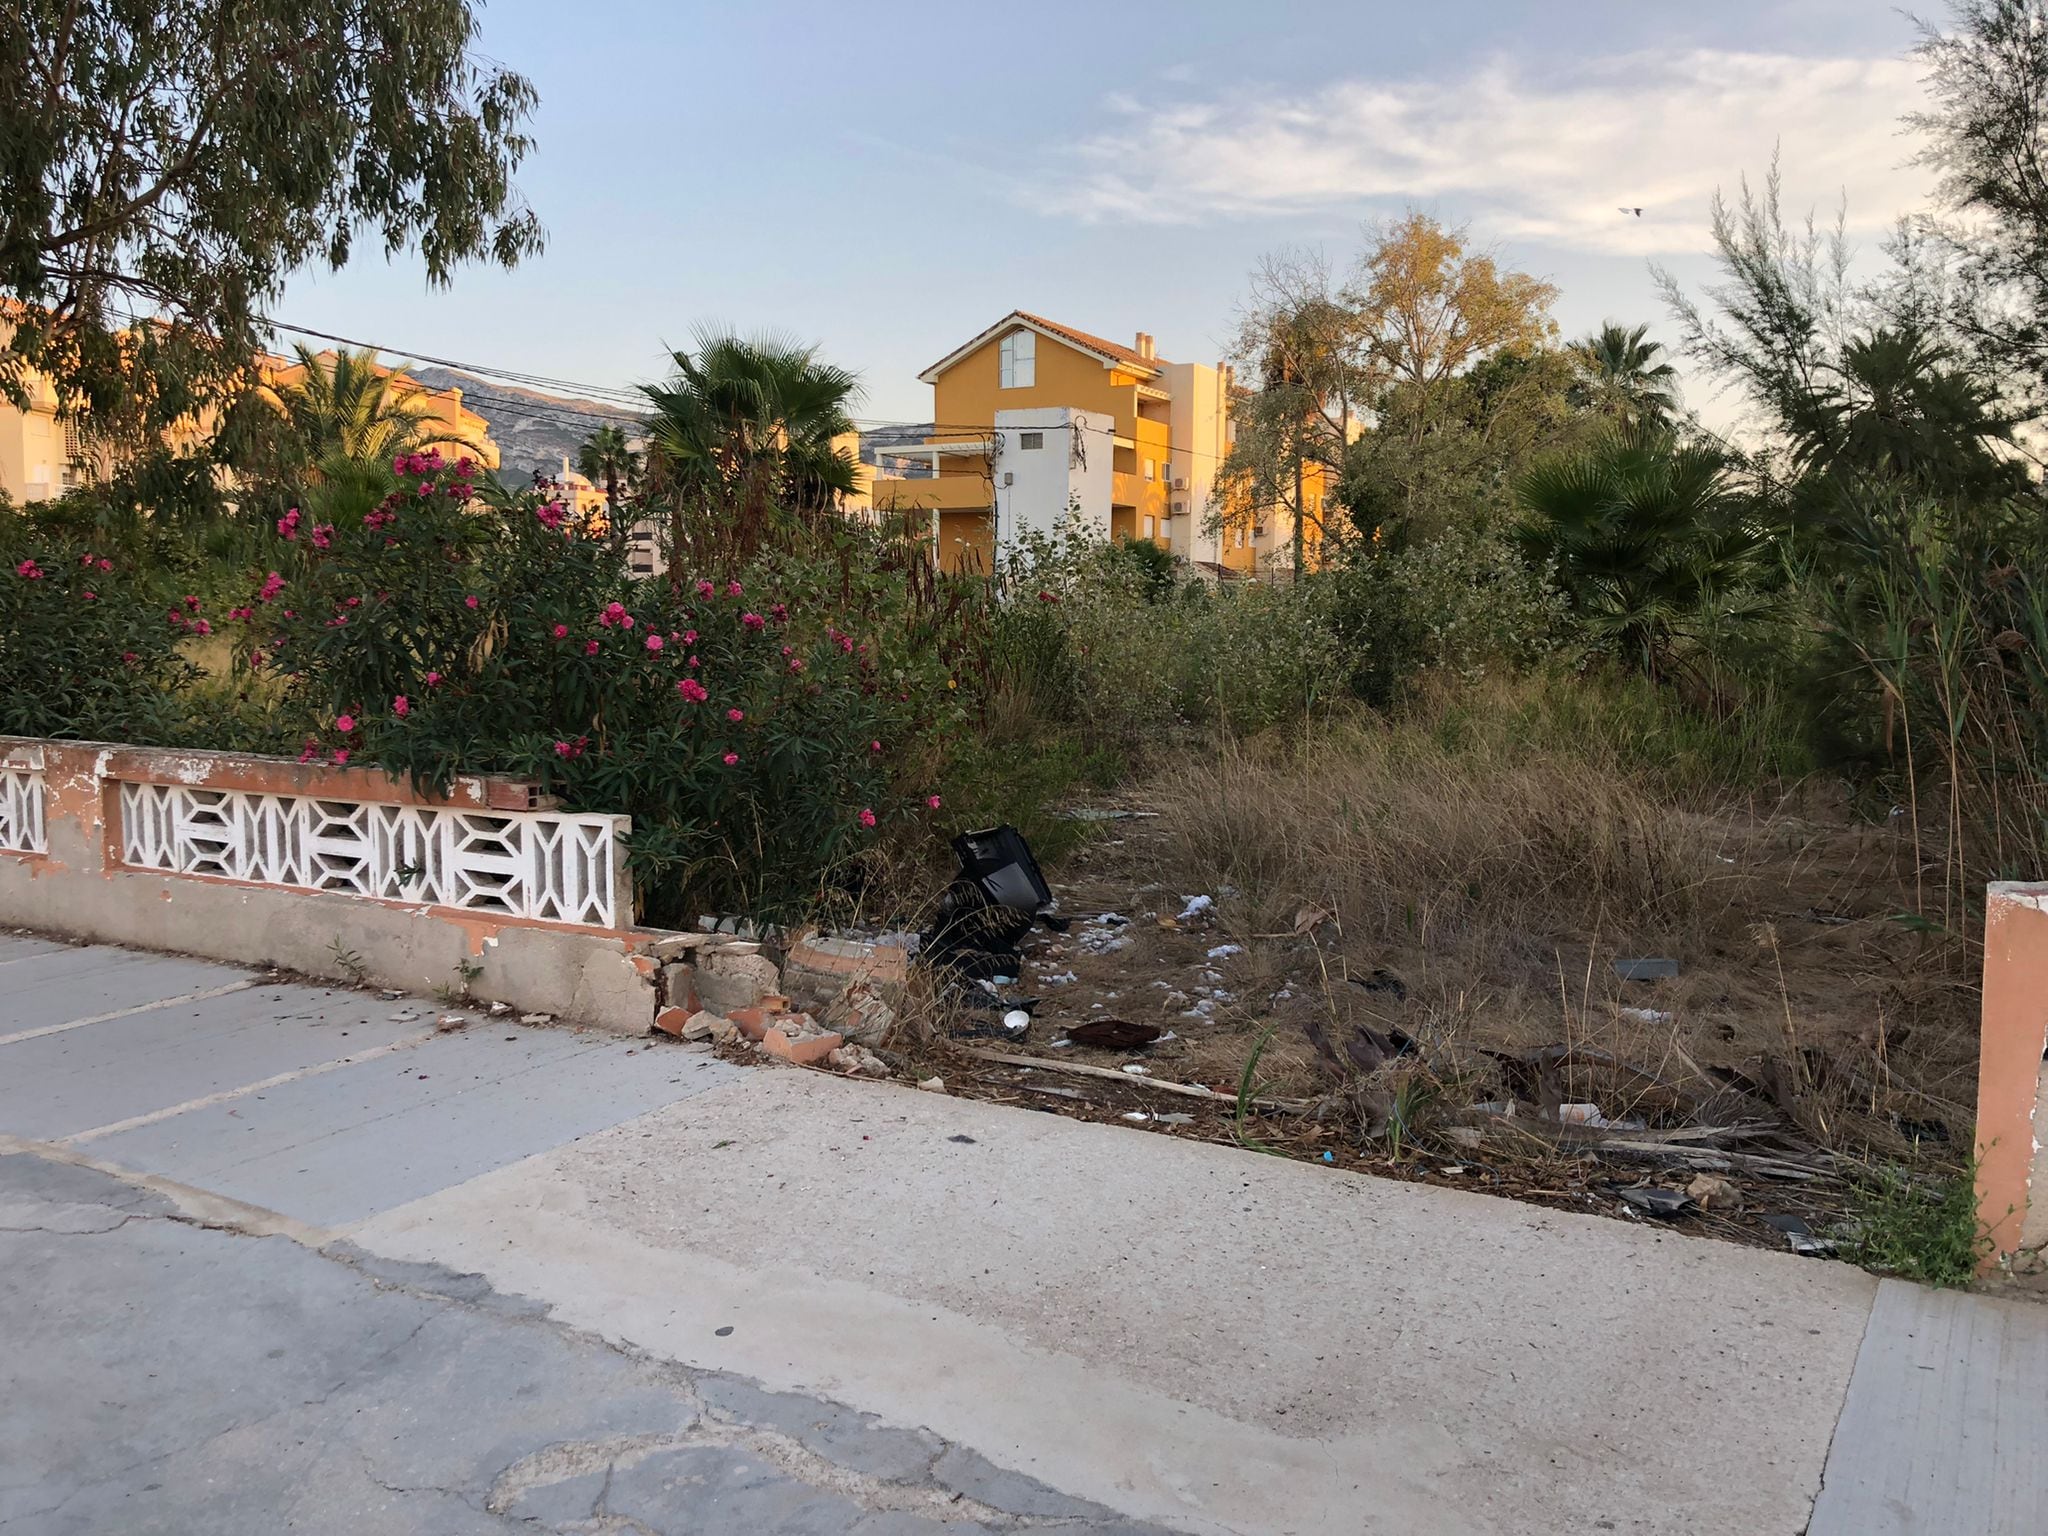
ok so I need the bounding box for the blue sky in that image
[280,0,1933,429]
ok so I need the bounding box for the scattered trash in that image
[1557,1103,1646,1132]
[1206,943,1244,960]
[1061,807,1159,822]
[916,1076,947,1093]
[519,1012,552,1027]
[1293,903,1331,935]
[1613,957,1680,981]
[1686,1174,1743,1210]
[948,1133,978,1144]
[1001,1008,1032,1036]
[434,1013,468,1033]
[1760,1213,1837,1256]
[1616,1185,1694,1217]
[1618,1006,1674,1025]
[1178,894,1214,922]
[1321,1151,1335,1163]
[487,1001,511,1017]
[387,1008,419,1023]
[714,1325,734,1337]
[379,989,404,1001]
[1122,1111,1151,1123]
[1154,1112,1195,1126]
[1121,1063,1151,1076]
[1040,970,1078,985]
[1067,1018,1162,1050]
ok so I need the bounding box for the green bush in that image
[1327,524,1569,706]
[0,511,203,742]
[1840,1163,1985,1288]
[224,451,963,921]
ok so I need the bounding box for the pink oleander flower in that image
[298,742,319,764]
[554,740,573,758]
[770,602,787,621]
[425,670,443,687]
[857,808,877,828]
[417,480,434,497]
[185,595,202,610]
[722,751,739,766]
[726,707,743,722]
[535,501,567,531]
[677,677,709,703]
[98,558,112,572]
[14,559,42,579]
[926,795,942,809]
[331,749,351,766]
[258,571,285,603]
[869,740,883,752]
[81,590,96,601]
[621,615,635,629]
[392,695,409,718]
[344,595,361,608]
[122,651,139,663]
[780,645,793,657]
[695,579,715,598]
[310,524,333,550]
[334,713,357,733]
[553,624,569,639]
[277,508,301,539]
[682,629,697,644]
[585,639,600,655]
[191,619,212,635]
[645,633,663,651]
[838,635,854,653]
[687,654,700,669]
[787,657,804,673]
[726,580,743,597]
[464,594,479,609]
[740,611,765,630]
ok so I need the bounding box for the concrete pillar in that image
[1975,881,2048,1271]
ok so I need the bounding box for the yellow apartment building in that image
[0,333,500,506]
[869,311,1325,576]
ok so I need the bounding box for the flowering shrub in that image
[235,452,959,919]
[0,516,202,740]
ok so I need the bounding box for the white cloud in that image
[1031,49,1934,257]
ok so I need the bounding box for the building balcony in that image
[869,474,992,514]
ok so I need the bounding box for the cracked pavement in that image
[0,1153,1156,1536]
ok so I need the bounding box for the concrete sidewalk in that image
[4,933,2045,1534]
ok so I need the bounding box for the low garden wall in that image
[1976,881,2048,1272]
[0,735,669,1033]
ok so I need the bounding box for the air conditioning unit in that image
[1170,476,1190,491]
[1172,500,1186,514]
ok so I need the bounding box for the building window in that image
[1143,516,1155,538]
[1143,458,1156,480]
[999,329,1035,389]
[1018,431,1043,449]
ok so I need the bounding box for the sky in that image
[278,0,1940,431]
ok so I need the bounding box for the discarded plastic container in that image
[952,826,1055,918]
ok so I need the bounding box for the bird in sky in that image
[1618,206,1643,217]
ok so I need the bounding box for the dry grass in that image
[1132,688,1980,1164]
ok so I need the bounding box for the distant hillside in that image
[409,366,643,482]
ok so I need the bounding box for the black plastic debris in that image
[1613,957,1681,981]
[923,825,1066,976]
[1067,1018,1163,1051]
[1347,966,1409,1001]
[1760,1212,1837,1256]
[1617,1185,1694,1218]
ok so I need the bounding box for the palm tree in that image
[267,344,486,471]
[1568,323,1679,427]
[1517,427,1774,681]
[575,423,642,553]
[639,329,861,572]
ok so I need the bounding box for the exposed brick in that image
[653,1005,691,1037]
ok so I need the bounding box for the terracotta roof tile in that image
[1012,311,1168,370]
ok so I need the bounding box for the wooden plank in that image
[1807,1279,2048,1535]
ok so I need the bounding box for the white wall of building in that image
[1159,361,1228,567]
[992,407,1113,558]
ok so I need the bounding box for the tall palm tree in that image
[575,422,642,553]
[1568,323,1679,427]
[1517,427,1774,681]
[639,329,861,572]
[269,344,486,470]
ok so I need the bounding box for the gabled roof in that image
[917,310,1166,384]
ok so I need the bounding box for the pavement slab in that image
[348,1068,1882,1536]
[0,1152,1164,1536]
